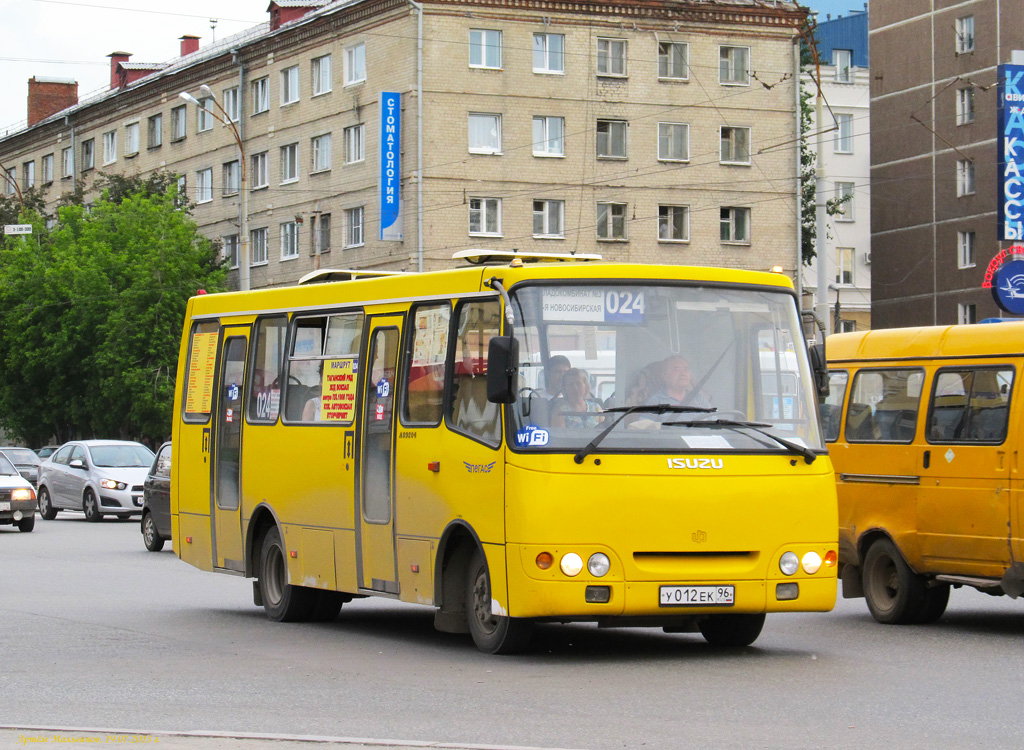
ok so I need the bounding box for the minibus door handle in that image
[922,450,930,470]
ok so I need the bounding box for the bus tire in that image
[310,590,348,622]
[258,527,315,622]
[466,549,533,654]
[915,584,950,624]
[862,538,927,624]
[698,613,765,647]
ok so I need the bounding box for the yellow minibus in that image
[823,322,1024,624]
[171,254,837,652]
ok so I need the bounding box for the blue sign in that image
[992,259,1024,314]
[515,425,550,447]
[379,92,403,241]
[376,378,391,398]
[998,64,1024,240]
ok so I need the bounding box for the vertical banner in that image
[379,92,404,241]
[998,64,1024,240]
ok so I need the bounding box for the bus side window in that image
[928,367,1014,444]
[248,316,287,423]
[819,370,848,442]
[404,303,451,425]
[845,368,923,443]
[448,300,501,445]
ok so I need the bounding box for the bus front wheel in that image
[466,549,533,654]
[258,527,315,622]
[863,538,931,624]
[699,613,765,647]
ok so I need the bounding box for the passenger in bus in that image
[649,355,711,409]
[538,355,571,400]
[301,362,324,421]
[551,368,604,428]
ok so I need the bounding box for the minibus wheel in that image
[862,539,928,624]
[258,526,315,622]
[699,613,765,647]
[466,549,533,654]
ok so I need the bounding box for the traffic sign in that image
[4,224,32,235]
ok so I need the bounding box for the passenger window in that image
[71,446,87,465]
[52,446,73,465]
[283,312,363,423]
[928,367,1013,444]
[403,303,451,425]
[155,446,172,476]
[448,300,501,445]
[182,321,220,422]
[248,316,287,423]
[845,368,923,443]
[819,370,848,442]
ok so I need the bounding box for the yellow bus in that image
[170,254,837,652]
[823,322,1024,624]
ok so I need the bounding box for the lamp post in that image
[179,87,249,291]
[828,283,842,334]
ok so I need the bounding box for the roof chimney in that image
[180,35,200,57]
[27,77,79,126]
[108,51,131,88]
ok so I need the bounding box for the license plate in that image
[659,585,735,607]
[0,501,10,511]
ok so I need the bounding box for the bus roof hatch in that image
[452,249,603,266]
[297,268,407,285]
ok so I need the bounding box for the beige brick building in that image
[0,0,807,290]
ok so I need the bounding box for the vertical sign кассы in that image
[380,92,403,241]
[999,63,1024,240]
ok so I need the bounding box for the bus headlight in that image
[560,553,584,577]
[801,551,823,575]
[779,551,799,576]
[587,553,610,577]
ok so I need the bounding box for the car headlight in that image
[100,479,127,490]
[587,553,611,577]
[779,551,799,576]
[560,553,584,577]
[802,551,823,575]
[12,488,36,502]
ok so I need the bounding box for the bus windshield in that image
[509,283,823,454]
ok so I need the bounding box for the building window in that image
[720,126,750,164]
[834,113,853,153]
[957,159,975,196]
[2,167,14,197]
[596,202,627,240]
[719,45,749,85]
[658,122,689,161]
[958,230,976,268]
[834,49,853,82]
[658,205,689,242]
[958,303,977,325]
[533,33,564,74]
[148,114,162,148]
[533,199,564,238]
[280,221,299,259]
[81,139,95,170]
[345,43,366,85]
[171,105,187,140]
[469,29,502,68]
[345,207,364,247]
[61,147,72,178]
[344,124,365,163]
[956,16,974,54]
[596,119,627,158]
[658,41,688,80]
[312,55,332,95]
[597,38,626,76]
[124,123,139,155]
[223,87,239,122]
[251,151,269,189]
[176,175,186,207]
[197,97,214,131]
[102,130,117,165]
[281,66,299,105]
[251,227,269,265]
[834,181,855,221]
[720,207,750,243]
[836,247,855,285]
[252,77,270,114]
[195,168,213,203]
[469,197,501,235]
[311,134,332,172]
[468,113,501,154]
[222,234,239,268]
[281,143,299,183]
[532,116,564,156]
[223,160,240,196]
[41,154,53,184]
[957,87,975,125]
[23,161,35,189]
[314,213,331,253]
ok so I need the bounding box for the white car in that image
[0,452,37,532]
[37,440,155,522]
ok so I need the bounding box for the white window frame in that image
[124,122,139,156]
[195,168,213,204]
[468,113,502,154]
[41,154,54,184]
[345,206,364,248]
[344,124,365,164]
[22,161,34,190]
[596,119,628,159]
[658,204,690,243]
[836,247,855,286]
[280,221,299,259]
[311,133,332,173]
[102,130,117,165]
[251,227,269,265]
[720,206,751,244]
[834,181,855,222]
[2,167,14,197]
[597,38,627,77]
[81,139,95,170]
[533,199,564,238]
[222,234,239,269]
[719,45,750,85]
[171,105,187,140]
[61,147,72,178]
[312,55,332,96]
[658,122,689,162]
[148,114,163,148]
[532,116,565,157]
[314,213,332,254]
[197,98,214,132]
[957,159,975,196]
[280,143,299,184]
[533,32,564,74]
[957,87,975,125]
[658,41,688,80]
[252,77,270,114]
[469,29,502,69]
[958,230,976,269]
[596,202,627,240]
[956,16,975,54]
[958,303,977,325]
[281,66,300,105]
[251,151,269,189]
[720,126,751,164]
[223,160,240,196]
[223,87,239,122]
[834,113,854,154]
[345,43,366,85]
[834,49,853,83]
[469,197,502,236]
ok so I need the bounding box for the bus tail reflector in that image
[535,552,553,570]
[427,462,440,472]
[824,550,837,568]
[185,537,192,544]
[290,551,298,558]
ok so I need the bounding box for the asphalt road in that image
[3,514,1024,750]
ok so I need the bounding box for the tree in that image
[0,181,225,446]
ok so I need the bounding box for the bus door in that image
[357,315,403,593]
[212,329,248,572]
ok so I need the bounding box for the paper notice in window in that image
[185,332,218,414]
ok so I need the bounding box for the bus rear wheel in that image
[863,538,929,624]
[699,613,765,647]
[258,526,315,622]
[466,549,533,654]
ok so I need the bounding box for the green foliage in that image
[0,182,225,446]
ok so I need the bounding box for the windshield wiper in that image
[662,418,817,464]
[573,404,716,464]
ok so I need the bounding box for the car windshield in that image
[508,282,823,454]
[89,445,155,468]
[0,455,19,475]
[3,448,38,463]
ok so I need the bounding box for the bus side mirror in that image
[809,343,830,399]
[487,336,519,404]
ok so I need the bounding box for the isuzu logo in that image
[667,457,724,470]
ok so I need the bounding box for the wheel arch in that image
[245,503,281,578]
[432,520,484,634]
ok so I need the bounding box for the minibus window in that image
[284,311,363,423]
[846,368,923,443]
[820,370,848,442]
[448,300,501,445]
[183,320,220,422]
[928,368,1013,443]
[248,316,287,423]
[404,304,451,425]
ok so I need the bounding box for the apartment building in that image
[1,0,808,291]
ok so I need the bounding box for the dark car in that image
[0,447,42,487]
[141,442,171,551]
[36,445,60,459]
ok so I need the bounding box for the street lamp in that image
[179,87,250,291]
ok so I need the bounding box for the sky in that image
[0,0,869,134]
